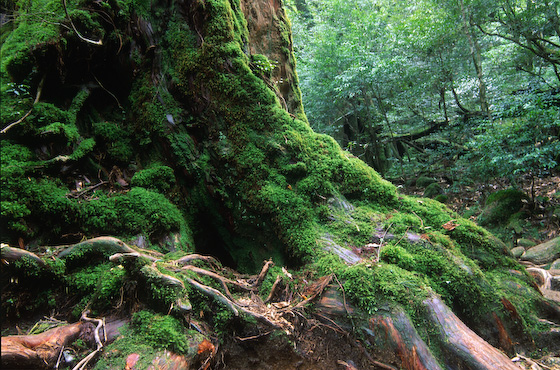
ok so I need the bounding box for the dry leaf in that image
[197,339,215,354]
[442,220,458,231]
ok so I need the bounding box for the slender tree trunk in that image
[459,0,491,118]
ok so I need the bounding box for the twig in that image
[234,331,271,341]
[62,0,102,46]
[68,181,108,198]
[92,74,122,109]
[411,211,424,230]
[54,345,64,370]
[1,75,45,134]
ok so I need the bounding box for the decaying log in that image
[1,322,85,369]
[423,296,520,370]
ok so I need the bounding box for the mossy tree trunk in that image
[1,0,558,369]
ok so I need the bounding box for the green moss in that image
[65,262,126,315]
[130,310,196,355]
[416,176,436,188]
[92,121,134,163]
[478,188,528,226]
[131,165,176,194]
[250,54,278,78]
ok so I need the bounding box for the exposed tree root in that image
[1,244,46,267]
[423,296,520,370]
[3,236,554,370]
[1,322,87,369]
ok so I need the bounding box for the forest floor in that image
[395,172,560,245]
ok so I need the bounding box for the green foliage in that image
[463,97,560,181]
[250,54,278,78]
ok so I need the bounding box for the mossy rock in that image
[424,183,443,198]
[477,188,528,226]
[510,246,525,259]
[520,237,560,265]
[416,176,436,188]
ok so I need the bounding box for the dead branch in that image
[58,236,135,258]
[67,181,108,199]
[141,265,185,289]
[286,275,332,310]
[1,75,45,134]
[183,265,251,294]
[234,331,272,341]
[252,259,274,287]
[1,322,85,369]
[264,275,283,303]
[109,251,158,264]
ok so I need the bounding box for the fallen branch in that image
[141,265,185,289]
[175,254,220,267]
[234,331,271,341]
[109,251,158,264]
[58,237,137,260]
[1,322,85,369]
[182,265,251,296]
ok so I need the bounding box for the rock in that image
[551,276,560,292]
[477,188,528,226]
[551,259,560,270]
[510,246,525,259]
[517,238,535,248]
[424,183,443,198]
[416,176,436,188]
[520,237,560,265]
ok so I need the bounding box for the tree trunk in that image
[459,0,491,118]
